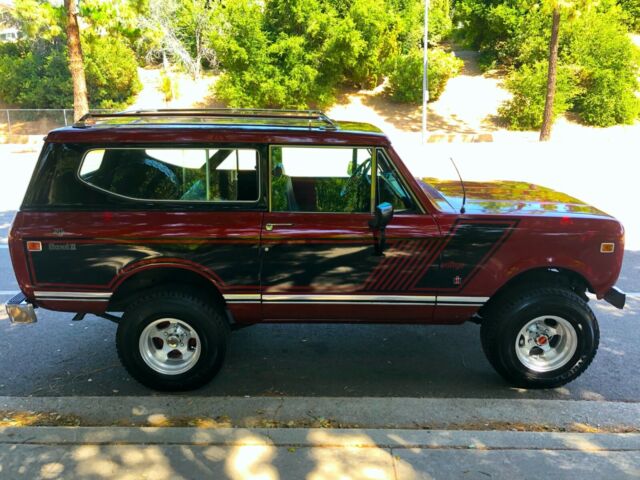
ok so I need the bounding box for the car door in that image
[260,145,441,322]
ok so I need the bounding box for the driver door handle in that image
[265,223,294,231]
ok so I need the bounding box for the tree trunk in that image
[540,8,561,142]
[64,0,89,122]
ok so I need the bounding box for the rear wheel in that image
[480,287,599,388]
[116,287,229,391]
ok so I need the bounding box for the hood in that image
[418,178,608,217]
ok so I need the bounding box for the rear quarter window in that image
[79,147,260,203]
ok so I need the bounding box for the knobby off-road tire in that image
[116,287,230,391]
[480,287,599,389]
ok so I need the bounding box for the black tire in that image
[480,287,599,389]
[116,287,230,391]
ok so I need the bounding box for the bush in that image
[619,0,640,32]
[0,41,73,108]
[387,47,463,103]
[498,62,581,130]
[0,35,141,109]
[83,35,142,109]
[460,0,640,128]
[212,0,460,108]
[453,0,548,69]
[564,6,640,126]
[159,70,176,102]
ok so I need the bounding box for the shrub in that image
[83,35,142,109]
[563,6,640,126]
[0,35,141,109]
[159,70,176,102]
[619,0,640,32]
[0,41,73,108]
[498,61,581,130]
[387,47,463,103]
[453,0,548,68]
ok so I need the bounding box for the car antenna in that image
[449,157,466,214]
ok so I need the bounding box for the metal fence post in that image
[63,109,69,126]
[6,110,11,136]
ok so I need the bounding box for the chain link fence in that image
[0,109,114,139]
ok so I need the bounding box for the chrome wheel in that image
[515,316,578,373]
[139,318,201,375]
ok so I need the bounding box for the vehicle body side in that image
[8,125,625,326]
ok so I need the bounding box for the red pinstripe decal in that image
[386,239,433,291]
[377,239,424,291]
[403,239,444,291]
[362,240,401,290]
[366,240,409,291]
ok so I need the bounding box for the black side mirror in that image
[369,202,394,255]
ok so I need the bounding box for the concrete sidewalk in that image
[0,426,639,479]
[1,396,640,478]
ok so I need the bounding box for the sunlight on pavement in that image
[40,462,65,479]
[306,430,411,480]
[225,437,278,480]
[72,445,178,479]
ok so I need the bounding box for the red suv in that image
[6,109,626,391]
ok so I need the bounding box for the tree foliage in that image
[0,0,141,109]
[213,0,462,108]
[499,61,582,130]
[619,0,640,31]
[455,0,640,128]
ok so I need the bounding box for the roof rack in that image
[74,108,339,130]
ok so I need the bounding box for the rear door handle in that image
[265,223,294,231]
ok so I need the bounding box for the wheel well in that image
[109,267,226,313]
[479,267,591,318]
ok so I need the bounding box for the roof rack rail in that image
[74,108,338,130]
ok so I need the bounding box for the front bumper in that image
[604,286,626,310]
[4,292,37,324]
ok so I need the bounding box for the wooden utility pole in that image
[540,7,561,141]
[64,0,89,122]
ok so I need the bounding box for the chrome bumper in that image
[604,286,626,310]
[4,292,37,324]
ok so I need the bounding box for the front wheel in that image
[116,287,229,391]
[480,287,599,388]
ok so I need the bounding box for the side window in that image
[377,150,415,212]
[79,148,259,202]
[270,146,372,213]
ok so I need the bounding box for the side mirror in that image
[368,202,394,230]
[369,202,394,255]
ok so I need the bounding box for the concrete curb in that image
[1,396,639,430]
[1,426,639,451]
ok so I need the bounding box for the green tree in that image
[0,0,141,109]
[457,0,639,128]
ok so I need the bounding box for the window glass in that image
[271,146,372,213]
[79,148,259,202]
[377,150,415,212]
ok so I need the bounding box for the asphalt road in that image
[1,217,639,400]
